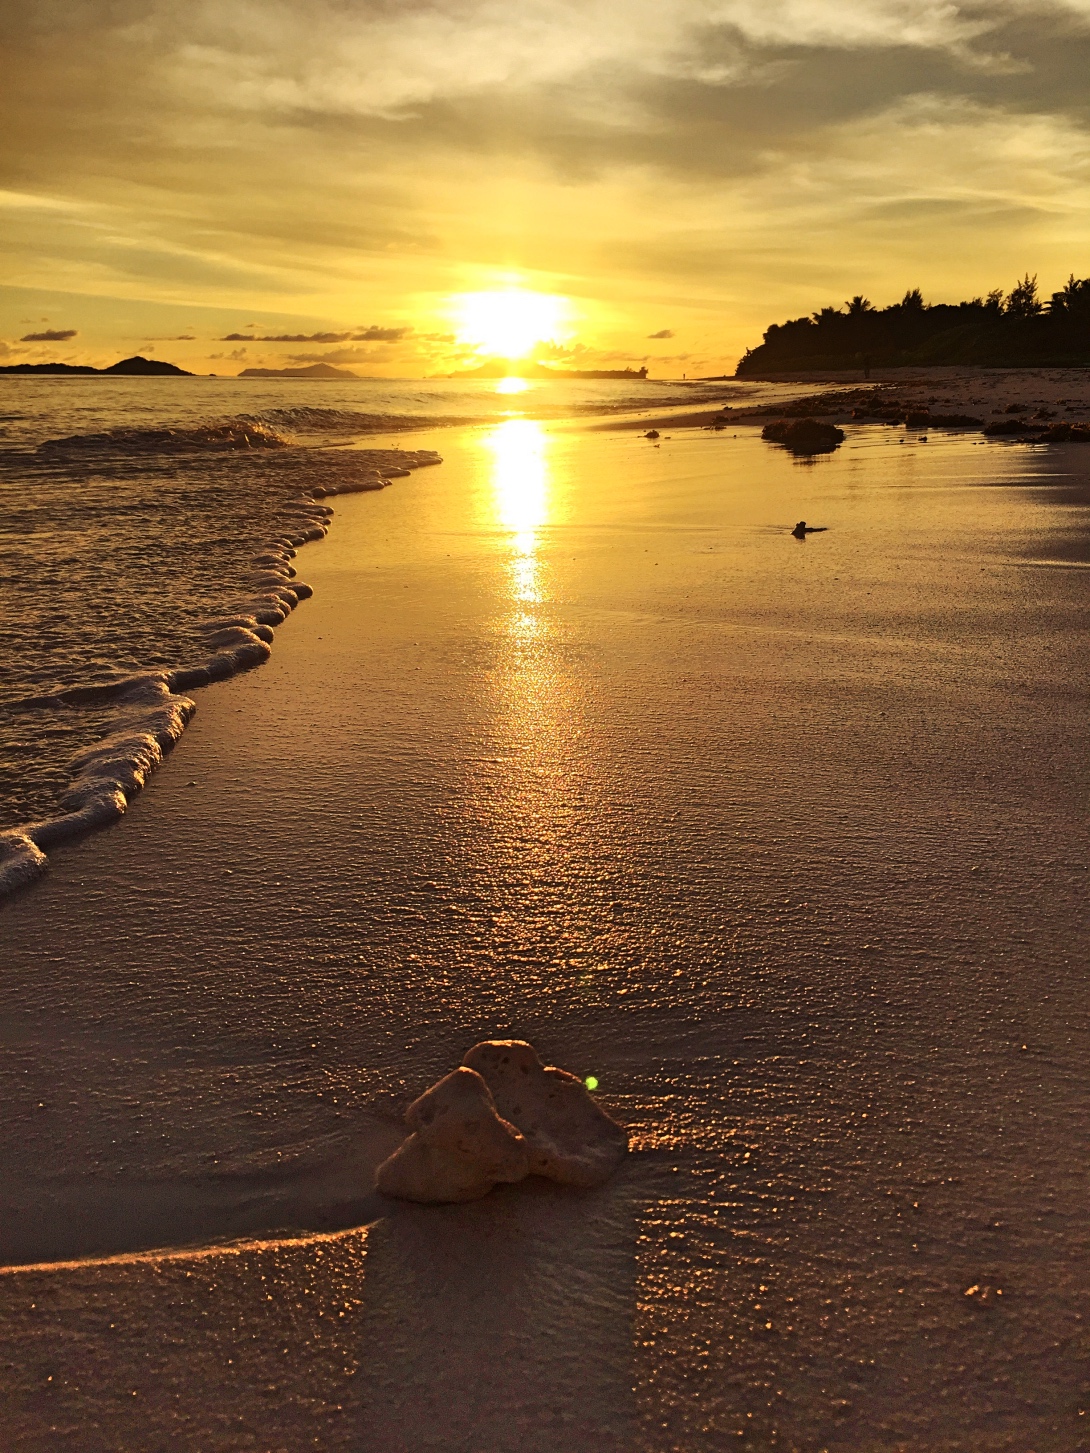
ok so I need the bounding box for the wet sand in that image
[1,420,1088,1449]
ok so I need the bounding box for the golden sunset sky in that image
[2,1,1090,377]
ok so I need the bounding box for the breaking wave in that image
[241,406,483,436]
[37,419,292,457]
[27,408,481,461]
[0,427,441,897]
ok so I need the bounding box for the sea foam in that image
[240,406,483,437]
[0,425,440,896]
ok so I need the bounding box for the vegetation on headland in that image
[736,275,1090,375]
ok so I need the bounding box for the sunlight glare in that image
[485,418,549,605]
[496,377,530,394]
[487,419,548,547]
[456,289,566,359]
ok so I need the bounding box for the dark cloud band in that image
[221,328,410,342]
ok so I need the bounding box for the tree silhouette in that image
[1050,275,1090,317]
[1005,274,1041,318]
[736,271,1090,373]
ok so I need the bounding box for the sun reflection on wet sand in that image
[475,417,606,969]
[485,418,550,614]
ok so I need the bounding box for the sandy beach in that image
[1,415,1088,1449]
[600,365,1090,436]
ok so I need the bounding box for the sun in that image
[454,288,566,360]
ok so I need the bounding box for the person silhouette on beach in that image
[791,520,827,538]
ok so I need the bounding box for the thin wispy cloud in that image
[221,327,411,342]
[156,1,1062,115]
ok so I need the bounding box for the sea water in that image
[0,373,745,889]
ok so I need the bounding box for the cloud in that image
[221,326,410,341]
[154,1,1035,120]
[3,1,1090,375]
[222,331,343,341]
[535,339,593,360]
[354,325,412,341]
[20,327,77,341]
[285,345,409,363]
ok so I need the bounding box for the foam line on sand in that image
[0,446,442,897]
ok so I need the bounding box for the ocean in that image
[0,373,745,892]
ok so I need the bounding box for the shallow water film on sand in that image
[0,375,731,887]
[1,390,1088,1449]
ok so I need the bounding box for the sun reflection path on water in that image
[485,418,550,617]
[479,416,586,951]
[471,416,624,1006]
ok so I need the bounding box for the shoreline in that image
[0,370,836,898]
[0,444,440,898]
[594,364,1090,436]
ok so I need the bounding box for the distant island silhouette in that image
[453,360,649,380]
[0,355,192,376]
[238,363,359,379]
[736,275,1090,375]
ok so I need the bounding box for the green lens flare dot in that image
[585,1075,599,1091]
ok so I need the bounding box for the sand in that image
[1,415,1088,1450]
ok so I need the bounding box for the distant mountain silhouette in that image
[546,365,648,380]
[737,276,1090,375]
[0,362,99,375]
[237,363,359,379]
[0,355,192,376]
[105,356,193,375]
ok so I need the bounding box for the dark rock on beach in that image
[762,418,845,455]
[903,409,982,429]
[984,417,1090,441]
[1037,421,1090,440]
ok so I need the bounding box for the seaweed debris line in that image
[0,423,442,898]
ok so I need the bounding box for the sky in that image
[1,0,1089,377]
